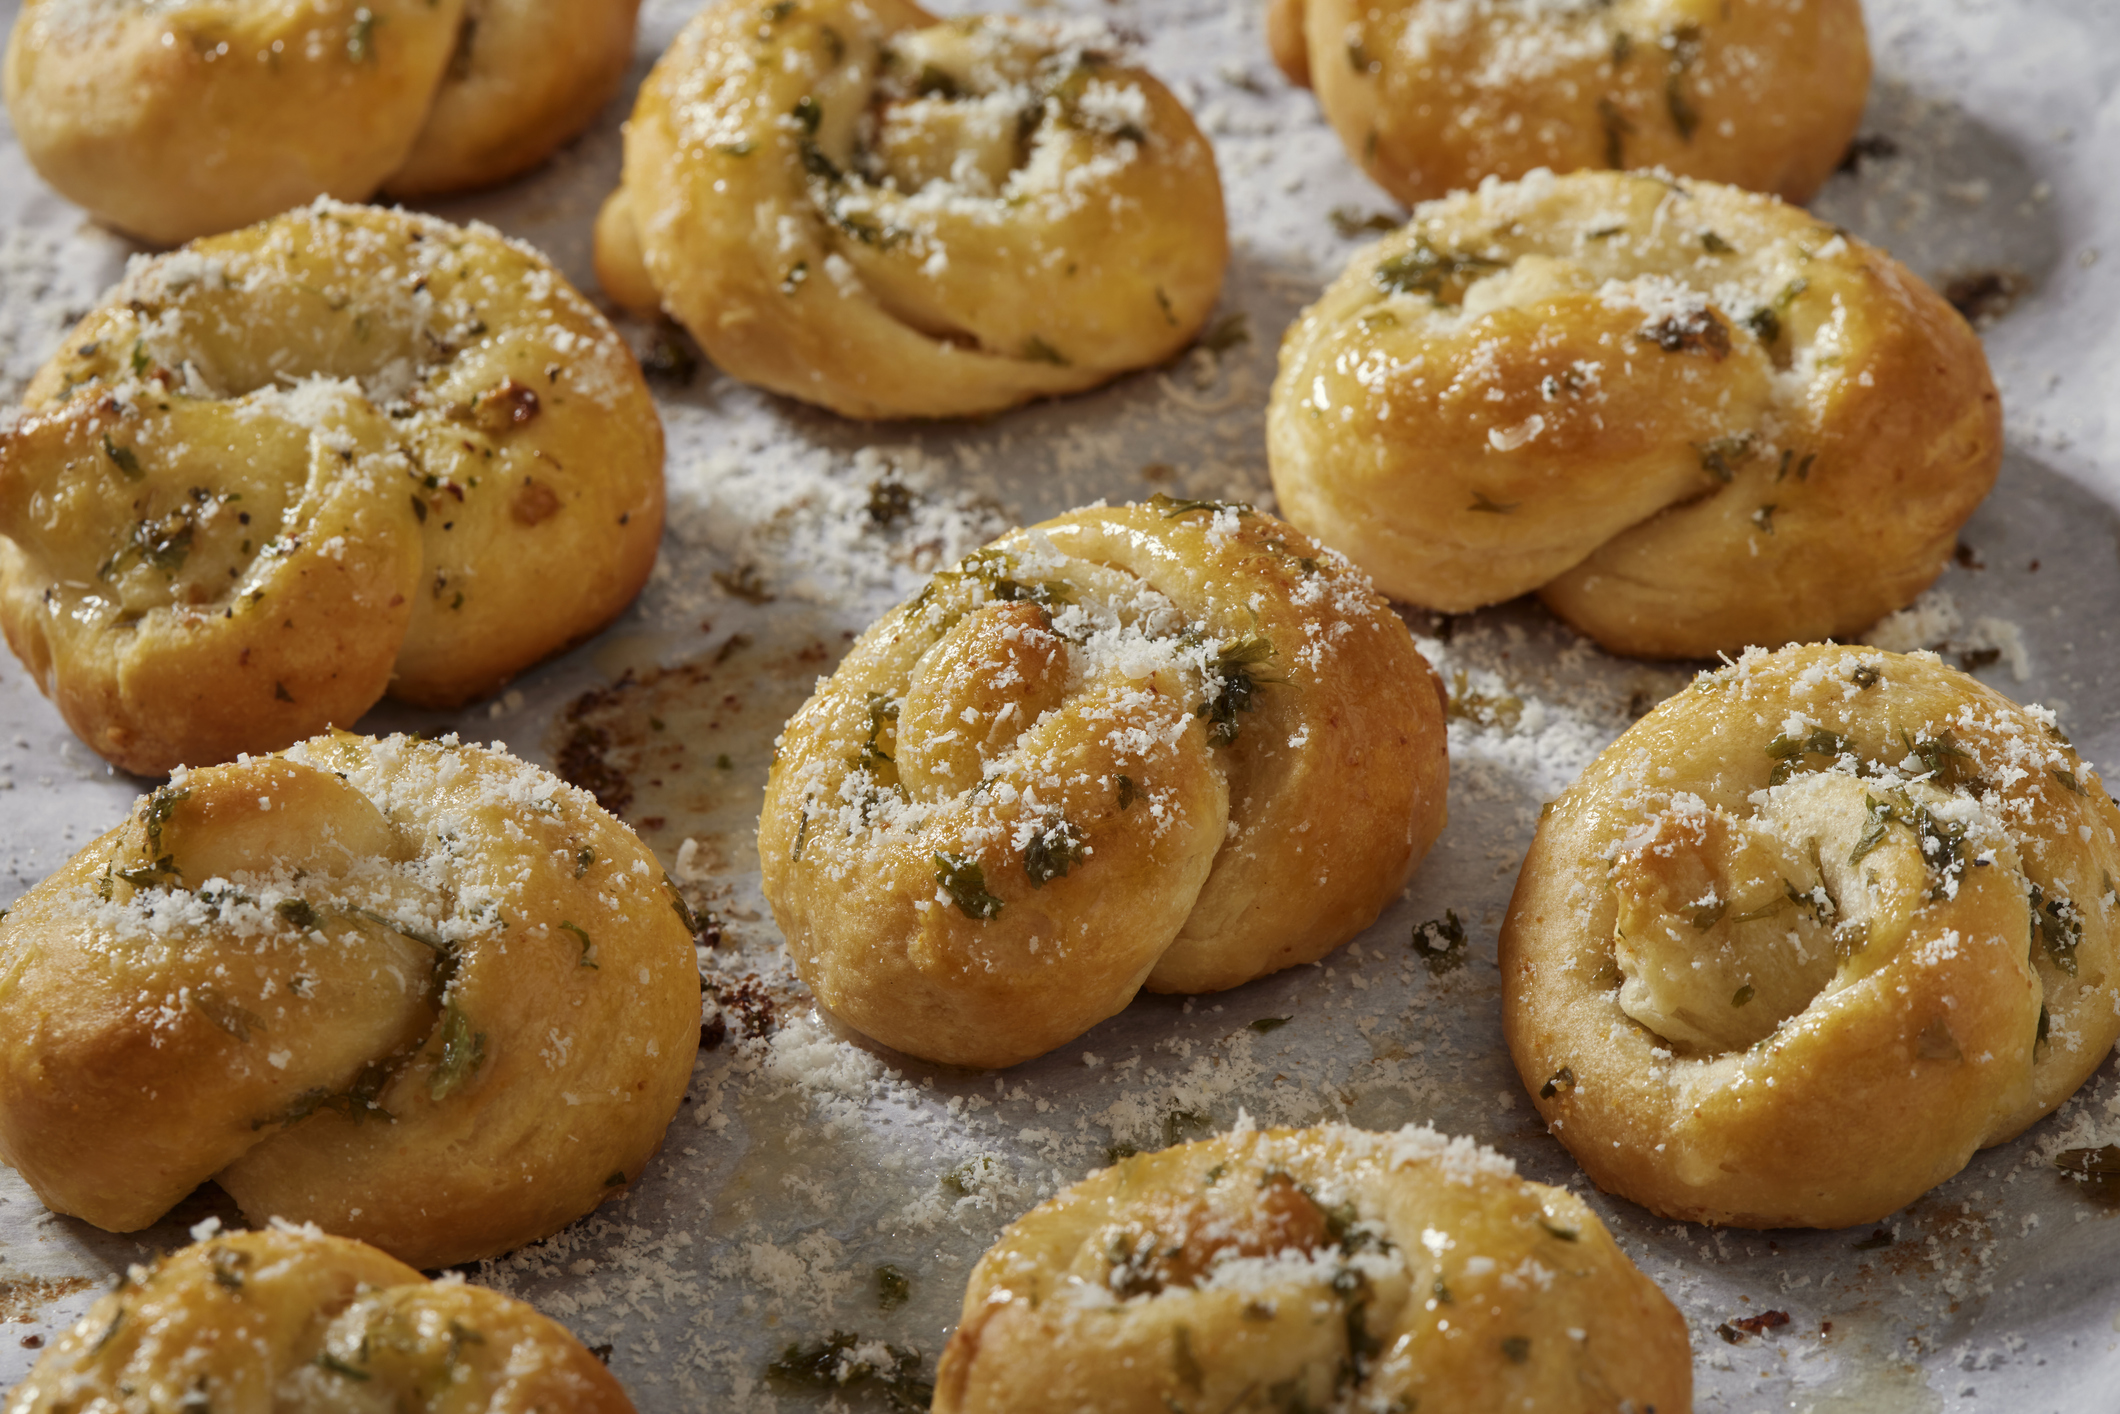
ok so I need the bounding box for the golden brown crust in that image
[1284,0,1869,207]
[2,0,640,244]
[5,1228,635,1413]
[0,202,663,774]
[758,499,1448,1068]
[933,1124,1692,1414]
[605,0,1229,419]
[3,0,461,245]
[1268,170,2000,659]
[385,0,643,197]
[1500,645,2120,1228]
[0,732,701,1269]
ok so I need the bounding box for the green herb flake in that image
[209,1246,248,1291]
[1850,664,1882,688]
[1171,1324,1205,1391]
[192,989,264,1043]
[1732,983,1756,1008]
[767,1333,934,1410]
[1023,818,1085,887]
[1115,774,1138,810]
[1700,231,1734,254]
[562,920,599,969]
[1197,635,1274,746]
[2051,768,2087,796]
[103,433,144,481]
[344,6,378,63]
[1598,96,1631,169]
[1501,1335,1532,1364]
[1198,312,1250,353]
[317,1351,372,1381]
[1150,491,1251,520]
[875,1264,911,1310]
[1693,433,1753,482]
[934,852,1004,920]
[605,1170,627,1186]
[276,897,320,932]
[1689,899,1727,932]
[1538,1218,1579,1242]
[793,95,822,133]
[129,340,149,376]
[574,847,595,878]
[429,1003,487,1100]
[1249,1015,1292,1034]
[1330,207,1400,238]
[1849,794,1896,867]
[1021,335,1069,366]
[1538,1066,1576,1100]
[1412,909,1468,975]
[1641,308,1731,357]
[1373,237,1504,301]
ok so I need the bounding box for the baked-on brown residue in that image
[0,1276,96,1324]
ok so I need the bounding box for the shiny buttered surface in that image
[0,202,664,776]
[1501,645,2120,1229]
[3,1227,635,1413]
[934,1124,1693,1414]
[1268,170,2000,659]
[3,0,640,244]
[597,0,1229,418]
[1267,0,1869,206]
[758,499,1449,1068]
[0,732,701,1269]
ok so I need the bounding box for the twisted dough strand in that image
[598,0,1229,418]
[1502,645,2120,1228]
[4,1227,633,1413]
[760,500,1448,1067]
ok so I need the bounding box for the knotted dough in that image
[3,0,640,245]
[758,499,1449,1068]
[596,0,1229,418]
[0,731,701,1269]
[5,1226,633,1412]
[0,201,663,776]
[934,1123,1692,1414]
[1267,0,1869,207]
[1268,169,2000,659]
[1501,644,2120,1228]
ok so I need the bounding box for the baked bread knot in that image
[1501,644,2120,1229]
[1266,0,1868,206]
[758,499,1448,1068]
[0,201,663,776]
[5,1226,633,1412]
[596,0,1229,418]
[0,732,701,1269]
[933,1124,1692,1414]
[2,0,640,245]
[1268,170,2000,659]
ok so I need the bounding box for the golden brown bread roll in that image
[758,498,1449,1068]
[4,1226,634,1412]
[1268,169,2000,659]
[2,0,640,245]
[934,1123,1693,1414]
[1501,644,2120,1228]
[596,0,1229,418]
[1268,0,1869,206]
[0,731,700,1269]
[0,202,664,776]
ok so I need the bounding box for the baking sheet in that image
[4,0,2120,1407]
